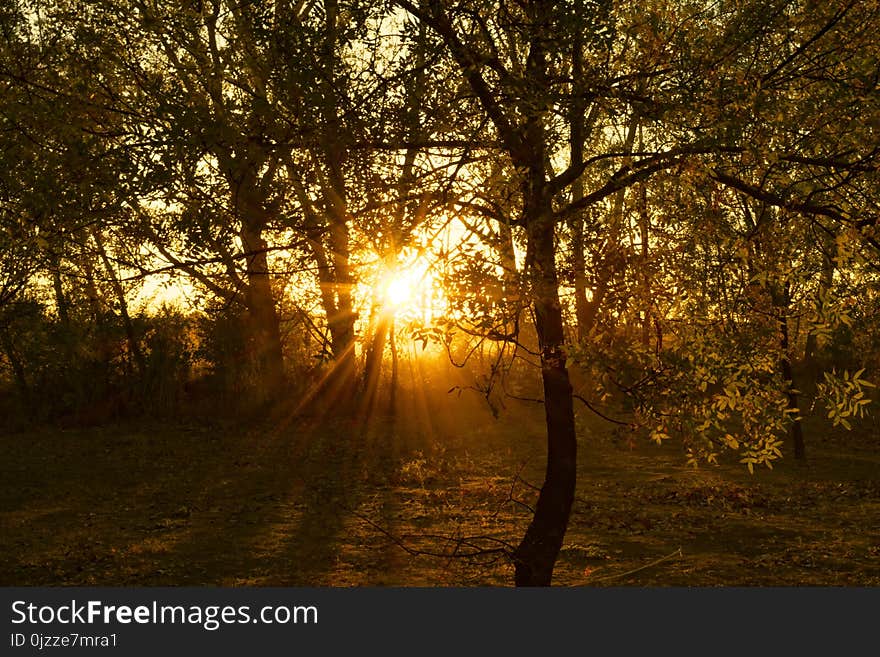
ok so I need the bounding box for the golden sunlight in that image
[382,268,419,310]
[378,261,435,320]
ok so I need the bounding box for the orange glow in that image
[377,258,436,320]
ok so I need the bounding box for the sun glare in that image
[381,265,429,315]
[369,251,441,323]
[385,274,415,308]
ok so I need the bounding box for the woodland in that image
[1,0,880,587]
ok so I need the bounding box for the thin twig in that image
[584,548,683,584]
[349,508,513,561]
[573,394,633,427]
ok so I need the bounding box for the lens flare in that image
[385,274,415,308]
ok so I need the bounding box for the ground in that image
[2,382,879,586]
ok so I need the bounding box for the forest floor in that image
[2,380,880,587]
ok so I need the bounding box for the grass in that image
[2,383,879,586]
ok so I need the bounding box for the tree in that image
[396,0,880,585]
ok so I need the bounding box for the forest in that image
[1,0,879,587]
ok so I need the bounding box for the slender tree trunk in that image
[219,149,285,398]
[514,193,577,587]
[497,217,522,336]
[240,222,285,396]
[327,219,357,392]
[360,312,390,417]
[411,0,579,586]
[0,327,29,411]
[81,255,102,323]
[773,282,805,460]
[50,252,69,327]
[637,179,651,347]
[803,242,836,384]
[389,318,399,414]
[511,1,577,586]
[568,31,590,343]
[91,228,145,376]
[316,0,358,396]
[570,203,591,342]
[302,233,357,411]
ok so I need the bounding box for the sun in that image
[385,274,415,308]
[381,266,426,314]
[355,246,446,328]
[371,254,439,321]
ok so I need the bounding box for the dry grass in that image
[2,386,879,586]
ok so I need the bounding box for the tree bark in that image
[803,240,836,384]
[637,178,652,347]
[50,252,69,327]
[0,326,30,411]
[91,228,145,377]
[329,220,357,376]
[513,193,577,587]
[568,31,590,343]
[360,311,390,417]
[389,317,399,414]
[773,282,805,460]
[240,221,285,396]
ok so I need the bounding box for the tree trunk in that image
[780,350,805,461]
[494,214,522,339]
[317,0,358,396]
[803,242,836,385]
[514,196,578,587]
[637,179,651,347]
[570,209,591,342]
[0,327,30,412]
[50,252,70,327]
[240,222,285,396]
[568,30,590,343]
[773,282,805,460]
[327,218,357,394]
[389,318,399,414]
[218,148,285,398]
[360,308,391,417]
[91,228,145,376]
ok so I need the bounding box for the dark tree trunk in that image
[389,318,399,414]
[803,243,835,385]
[0,327,30,411]
[92,228,145,376]
[222,151,286,398]
[773,282,805,460]
[240,222,285,396]
[315,0,358,397]
[360,312,390,416]
[570,213,591,342]
[568,31,590,343]
[327,219,358,394]
[81,255,102,323]
[50,253,69,327]
[780,351,806,460]
[637,180,651,347]
[514,195,578,587]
